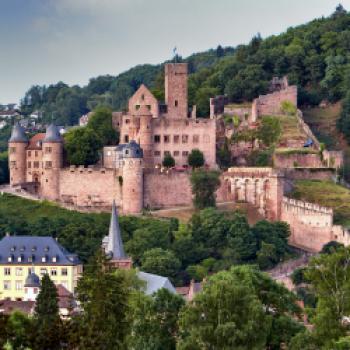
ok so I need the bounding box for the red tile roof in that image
[0,300,35,315]
[27,133,45,150]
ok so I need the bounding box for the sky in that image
[0,0,349,104]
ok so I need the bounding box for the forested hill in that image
[21,5,350,125]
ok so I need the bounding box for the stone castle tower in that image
[165,63,188,118]
[138,105,153,168]
[121,141,144,214]
[41,124,63,201]
[8,124,28,186]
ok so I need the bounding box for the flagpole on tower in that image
[173,46,177,63]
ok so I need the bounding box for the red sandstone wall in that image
[59,168,120,207]
[283,168,335,181]
[144,171,192,208]
[256,86,297,116]
[274,153,323,168]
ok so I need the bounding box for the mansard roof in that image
[43,124,63,143]
[9,123,28,143]
[0,236,81,265]
[106,201,126,259]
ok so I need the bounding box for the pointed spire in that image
[107,201,126,259]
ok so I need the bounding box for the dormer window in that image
[44,246,50,252]
[28,255,35,263]
[10,246,16,252]
[52,256,57,263]
[20,246,25,252]
[31,246,37,252]
[7,255,13,263]
[17,255,23,262]
[42,256,47,263]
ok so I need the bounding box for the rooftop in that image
[0,236,81,265]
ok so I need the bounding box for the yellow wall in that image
[0,264,82,300]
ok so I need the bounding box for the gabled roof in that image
[0,236,81,265]
[0,300,35,315]
[137,271,176,295]
[106,201,126,259]
[27,133,45,150]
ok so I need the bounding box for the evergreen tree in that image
[76,252,131,349]
[162,153,175,168]
[188,149,205,169]
[33,274,61,350]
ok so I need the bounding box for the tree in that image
[64,127,102,166]
[5,311,32,350]
[162,154,175,168]
[305,247,350,347]
[188,149,205,169]
[33,274,61,350]
[128,288,185,350]
[178,269,270,349]
[190,170,220,209]
[337,91,350,142]
[76,252,131,349]
[141,248,181,281]
[87,106,119,145]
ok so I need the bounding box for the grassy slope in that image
[290,180,350,227]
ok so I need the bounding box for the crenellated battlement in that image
[62,165,117,175]
[282,196,333,215]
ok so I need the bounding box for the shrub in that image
[162,154,175,168]
[281,100,297,115]
[188,149,205,169]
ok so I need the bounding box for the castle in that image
[8,63,350,253]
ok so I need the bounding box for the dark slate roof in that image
[137,271,176,295]
[9,123,28,143]
[0,236,80,265]
[122,140,143,158]
[105,201,126,259]
[24,272,40,287]
[43,124,63,143]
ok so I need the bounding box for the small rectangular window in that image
[45,147,52,153]
[45,161,52,169]
[182,135,189,143]
[28,161,31,168]
[173,135,180,143]
[193,135,199,143]
[10,161,16,167]
[182,151,189,157]
[35,151,38,157]
[154,135,161,143]
[15,281,22,291]
[164,135,170,143]
[9,147,16,154]
[154,151,161,156]
[15,268,23,276]
[124,135,129,143]
[4,268,11,276]
[164,151,170,156]
[40,268,47,275]
[125,119,130,124]
[3,281,11,290]
[51,269,57,276]
[33,161,40,168]
[174,151,180,157]
[61,268,68,276]
[175,100,178,107]
[28,151,31,157]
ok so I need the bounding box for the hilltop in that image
[19,5,350,130]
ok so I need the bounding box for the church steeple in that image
[107,200,126,259]
[104,201,133,269]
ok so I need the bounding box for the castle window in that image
[10,161,16,167]
[135,105,140,110]
[154,135,161,143]
[9,147,16,154]
[164,135,170,143]
[28,151,31,157]
[4,268,11,276]
[45,147,52,153]
[182,135,189,143]
[175,100,178,107]
[182,151,189,157]
[193,135,199,143]
[35,151,38,157]
[203,134,210,143]
[174,135,180,143]
[154,151,161,156]
[141,94,145,101]
[164,151,170,156]
[125,119,130,124]
[28,161,31,168]
[147,105,151,111]
[124,135,129,143]
[174,151,180,157]
[45,161,52,169]
[33,161,39,168]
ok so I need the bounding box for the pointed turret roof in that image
[107,201,126,259]
[43,124,62,143]
[9,123,28,143]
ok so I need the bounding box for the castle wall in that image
[128,85,159,118]
[281,197,337,251]
[274,153,323,168]
[144,171,192,209]
[251,86,297,122]
[151,118,216,168]
[283,168,335,181]
[59,167,120,208]
[8,142,27,185]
